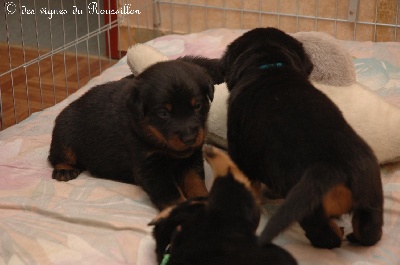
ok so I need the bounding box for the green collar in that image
[160,254,170,265]
[258,62,283,69]
[160,244,171,265]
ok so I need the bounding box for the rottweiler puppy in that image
[151,145,297,265]
[221,28,383,248]
[48,57,223,210]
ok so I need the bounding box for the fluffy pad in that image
[292,31,356,86]
[127,44,169,76]
[126,32,400,164]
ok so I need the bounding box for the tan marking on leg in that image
[55,163,76,171]
[63,146,77,165]
[328,219,344,239]
[165,103,172,112]
[181,170,209,198]
[190,98,196,107]
[322,184,353,217]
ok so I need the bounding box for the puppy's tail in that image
[258,163,348,246]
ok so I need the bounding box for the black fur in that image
[151,145,297,265]
[222,28,383,248]
[48,58,223,210]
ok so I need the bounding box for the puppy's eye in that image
[193,102,202,110]
[158,109,169,117]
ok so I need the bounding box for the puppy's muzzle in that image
[177,126,200,146]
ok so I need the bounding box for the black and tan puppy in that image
[221,27,383,248]
[48,57,223,210]
[151,145,297,265]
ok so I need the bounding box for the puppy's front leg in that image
[176,150,209,199]
[180,169,208,198]
[139,165,185,210]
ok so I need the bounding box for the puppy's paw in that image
[305,221,343,249]
[203,144,251,189]
[52,168,80,181]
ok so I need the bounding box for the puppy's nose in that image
[180,133,197,146]
[180,127,199,146]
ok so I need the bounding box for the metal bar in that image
[348,0,359,22]
[258,0,262,27]
[277,0,281,29]
[47,0,57,105]
[240,0,243,29]
[134,0,141,43]
[97,0,102,73]
[334,0,338,38]
[353,0,360,40]
[0,20,121,78]
[296,0,299,32]
[171,0,174,33]
[373,0,379,41]
[127,0,132,47]
[73,0,81,88]
[61,0,69,96]
[396,0,399,40]
[117,5,121,59]
[223,0,226,28]
[33,0,44,110]
[107,0,112,64]
[315,0,319,31]
[144,0,150,30]
[153,0,161,29]
[85,0,91,80]
[0,85,3,130]
[188,0,191,33]
[133,0,139,44]
[4,4,17,124]
[152,2,399,29]
[17,0,31,116]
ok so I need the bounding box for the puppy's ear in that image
[178,56,224,85]
[204,81,215,102]
[148,205,176,226]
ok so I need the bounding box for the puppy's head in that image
[151,145,296,264]
[131,60,217,157]
[221,27,313,88]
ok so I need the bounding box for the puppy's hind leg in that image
[347,200,383,246]
[347,162,383,246]
[258,164,349,248]
[300,206,344,249]
[347,207,383,246]
[48,145,82,182]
